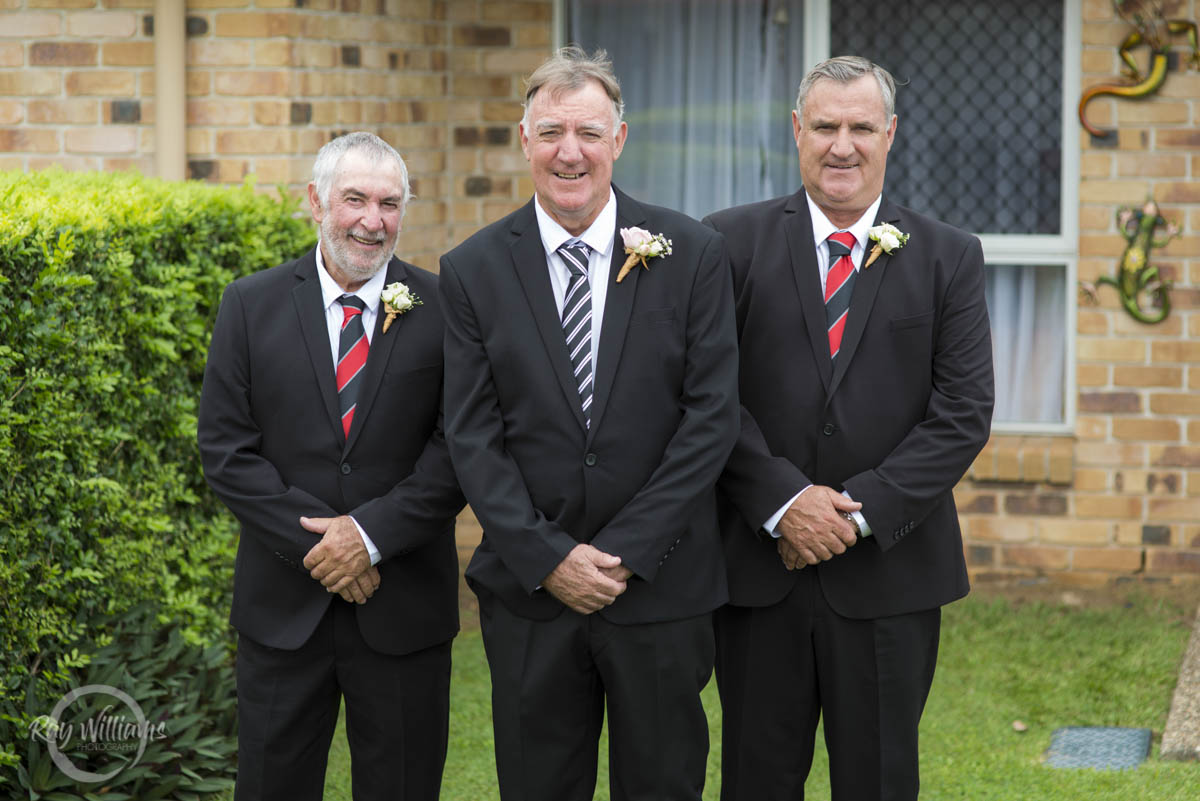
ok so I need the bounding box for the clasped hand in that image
[776,486,860,571]
[301,515,379,604]
[543,543,632,615]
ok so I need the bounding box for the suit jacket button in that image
[340,463,351,475]
[822,423,836,436]
[584,453,597,467]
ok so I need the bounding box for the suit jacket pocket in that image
[382,362,441,385]
[888,311,934,331]
[632,306,676,325]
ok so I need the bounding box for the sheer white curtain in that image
[985,265,1066,423]
[567,0,807,220]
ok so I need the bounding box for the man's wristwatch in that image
[839,511,861,537]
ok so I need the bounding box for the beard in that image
[320,215,395,284]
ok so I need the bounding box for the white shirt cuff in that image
[349,516,382,566]
[762,486,811,538]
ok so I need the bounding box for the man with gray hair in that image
[440,47,739,800]
[199,131,463,800]
[704,56,993,800]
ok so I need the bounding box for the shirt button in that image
[822,423,836,436]
[340,463,352,475]
[584,453,597,467]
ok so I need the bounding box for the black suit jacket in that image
[704,190,993,620]
[439,187,739,624]
[198,248,464,654]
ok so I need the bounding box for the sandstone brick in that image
[0,100,21,124]
[1040,520,1112,545]
[1078,337,1146,362]
[29,0,97,7]
[1004,494,1067,516]
[1147,498,1200,522]
[1075,494,1143,519]
[254,40,293,67]
[1112,418,1181,441]
[66,71,135,96]
[1114,469,1182,496]
[1076,442,1145,467]
[1078,206,1113,233]
[1077,364,1109,386]
[187,99,251,126]
[1002,545,1070,570]
[1150,393,1200,415]
[1079,180,1151,204]
[1151,340,1200,363]
[1151,446,1200,468]
[65,127,137,154]
[1114,311,1181,336]
[0,42,20,67]
[454,75,514,98]
[953,489,997,515]
[1147,550,1200,573]
[252,100,289,126]
[482,47,548,75]
[188,0,253,7]
[188,39,253,67]
[965,543,995,567]
[1076,310,1108,335]
[1079,233,1128,259]
[1076,415,1107,440]
[1048,446,1075,485]
[480,1,550,22]
[28,98,96,124]
[214,71,289,96]
[0,128,61,155]
[66,11,137,36]
[101,41,153,66]
[0,72,60,96]
[213,11,301,38]
[1079,152,1112,178]
[453,24,510,46]
[515,23,550,47]
[1073,547,1143,572]
[1074,468,1109,491]
[968,517,1035,543]
[0,13,59,37]
[31,41,98,66]
[1078,391,1140,413]
[1155,182,1200,204]
[1081,48,1114,74]
[186,129,212,153]
[216,129,293,155]
[1113,366,1182,388]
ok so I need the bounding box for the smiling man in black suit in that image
[439,46,739,801]
[704,56,995,801]
[198,132,463,801]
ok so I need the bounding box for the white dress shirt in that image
[761,194,884,539]
[315,241,385,564]
[533,188,618,377]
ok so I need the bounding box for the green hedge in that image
[0,168,316,791]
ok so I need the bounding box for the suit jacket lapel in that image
[292,249,344,442]
[344,257,406,455]
[587,187,644,443]
[783,191,833,393]
[510,201,590,432]
[827,198,900,398]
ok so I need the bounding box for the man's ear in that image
[307,182,324,224]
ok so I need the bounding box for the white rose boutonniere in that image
[380,281,422,333]
[617,226,673,283]
[865,223,909,269]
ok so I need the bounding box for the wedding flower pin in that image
[864,223,909,269]
[380,281,422,333]
[617,226,672,283]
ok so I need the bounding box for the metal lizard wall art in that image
[1077,0,1199,138]
[1082,201,1178,324]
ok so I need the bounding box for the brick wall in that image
[0,0,552,269]
[958,0,1200,585]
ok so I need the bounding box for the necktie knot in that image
[558,242,591,278]
[827,231,855,259]
[338,294,365,314]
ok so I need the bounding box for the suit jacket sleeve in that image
[588,231,740,581]
[350,405,465,561]
[198,282,335,564]
[702,212,814,532]
[842,234,993,551]
[439,256,580,593]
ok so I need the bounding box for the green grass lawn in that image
[309,589,1199,800]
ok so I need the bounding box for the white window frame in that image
[556,0,1079,433]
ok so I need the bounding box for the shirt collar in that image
[315,240,388,313]
[533,188,618,259]
[805,192,884,252]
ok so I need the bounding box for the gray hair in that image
[311,131,412,212]
[795,56,896,121]
[521,45,625,131]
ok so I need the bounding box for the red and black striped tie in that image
[824,231,857,360]
[336,294,368,438]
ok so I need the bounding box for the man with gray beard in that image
[199,132,463,801]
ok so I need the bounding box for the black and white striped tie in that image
[558,241,593,427]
